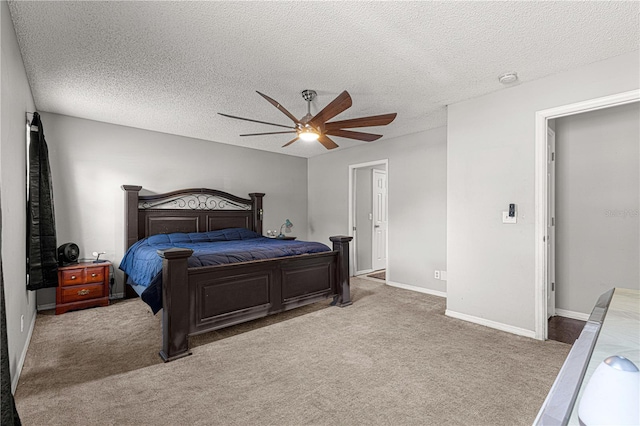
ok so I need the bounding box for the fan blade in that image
[324,113,397,130]
[240,131,297,137]
[218,113,294,129]
[325,129,382,142]
[318,135,339,150]
[282,137,299,148]
[256,91,300,124]
[309,91,352,129]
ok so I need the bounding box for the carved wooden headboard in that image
[122,185,264,250]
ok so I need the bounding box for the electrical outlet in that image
[434,270,440,279]
[20,315,24,332]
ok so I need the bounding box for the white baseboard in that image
[445,309,536,339]
[36,302,55,311]
[386,280,447,298]
[12,312,36,393]
[555,308,590,322]
[110,292,124,300]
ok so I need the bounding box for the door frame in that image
[349,159,389,277]
[534,89,639,340]
[546,127,556,319]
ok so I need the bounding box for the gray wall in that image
[36,112,309,307]
[555,102,640,314]
[1,0,38,389]
[308,126,447,294]
[447,51,639,333]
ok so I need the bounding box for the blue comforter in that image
[119,228,331,313]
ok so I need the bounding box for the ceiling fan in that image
[218,90,397,150]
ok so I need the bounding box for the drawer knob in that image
[71,275,77,280]
[78,289,90,296]
[91,273,97,277]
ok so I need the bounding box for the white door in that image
[372,170,387,271]
[547,127,556,318]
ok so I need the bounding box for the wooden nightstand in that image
[56,262,111,315]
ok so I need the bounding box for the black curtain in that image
[1,199,22,425]
[27,112,58,291]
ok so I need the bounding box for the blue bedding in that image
[119,228,331,313]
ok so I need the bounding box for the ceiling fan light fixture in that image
[298,128,320,142]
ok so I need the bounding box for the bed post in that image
[122,185,142,249]
[157,247,193,362]
[122,185,142,299]
[330,236,353,307]
[249,193,265,235]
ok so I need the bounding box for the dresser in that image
[56,262,111,315]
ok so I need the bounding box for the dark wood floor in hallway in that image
[548,316,586,344]
[367,270,386,281]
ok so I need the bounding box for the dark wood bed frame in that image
[122,185,352,362]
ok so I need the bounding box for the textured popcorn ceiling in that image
[8,1,639,158]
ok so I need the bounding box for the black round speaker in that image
[58,243,79,266]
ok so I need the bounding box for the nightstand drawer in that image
[60,284,104,304]
[60,268,85,286]
[60,266,105,285]
[85,267,105,283]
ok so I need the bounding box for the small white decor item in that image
[578,355,639,426]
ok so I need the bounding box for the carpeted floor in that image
[15,278,570,425]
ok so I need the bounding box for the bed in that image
[121,185,352,362]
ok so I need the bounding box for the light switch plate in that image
[502,211,517,224]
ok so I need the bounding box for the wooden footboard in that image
[157,237,351,362]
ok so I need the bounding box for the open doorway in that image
[534,90,639,340]
[349,160,388,278]
[545,102,639,343]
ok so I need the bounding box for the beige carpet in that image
[15,278,570,425]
